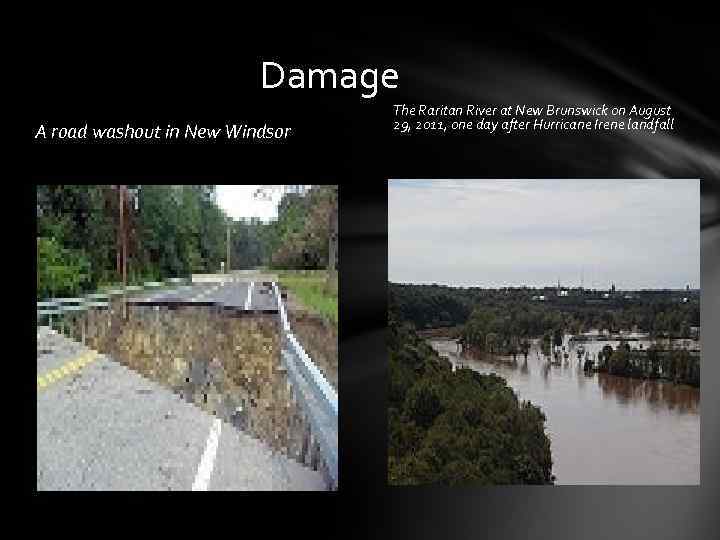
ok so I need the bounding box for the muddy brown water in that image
[429,338,700,485]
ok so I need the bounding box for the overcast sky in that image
[388,179,700,289]
[215,185,282,221]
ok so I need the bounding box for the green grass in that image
[277,271,338,326]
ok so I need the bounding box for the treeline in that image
[593,343,699,387]
[266,185,336,269]
[37,185,337,299]
[37,185,226,299]
[388,310,554,485]
[389,283,476,329]
[228,219,269,269]
[229,186,337,270]
[390,283,700,347]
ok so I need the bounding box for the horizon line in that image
[390,281,700,291]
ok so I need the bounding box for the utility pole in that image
[121,184,127,287]
[115,184,128,320]
[226,220,231,274]
[116,185,126,284]
[116,186,121,277]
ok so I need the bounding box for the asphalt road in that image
[36,326,324,491]
[133,281,278,311]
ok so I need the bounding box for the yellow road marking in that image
[37,350,100,392]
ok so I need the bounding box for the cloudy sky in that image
[215,185,282,221]
[388,179,700,289]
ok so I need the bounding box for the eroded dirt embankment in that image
[288,313,338,391]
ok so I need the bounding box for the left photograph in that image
[36,184,338,491]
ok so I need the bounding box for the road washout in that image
[66,301,327,476]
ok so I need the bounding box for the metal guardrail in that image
[37,277,191,326]
[271,282,338,489]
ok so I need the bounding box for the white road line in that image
[192,418,222,491]
[244,281,254,311]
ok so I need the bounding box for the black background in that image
[26,15,719,539]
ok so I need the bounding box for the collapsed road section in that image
[45,279,338,490]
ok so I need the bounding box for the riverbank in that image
[389,322,554,485]
[416,325,463,339]
[428,338,699,484]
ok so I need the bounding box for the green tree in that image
[37,184,232,295]
[37,237,91,299]
[405,381,443,429]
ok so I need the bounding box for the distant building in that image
[554,279,568,297]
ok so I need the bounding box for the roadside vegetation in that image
[37,185,226,299]
[278,270,338,327]
[37,185,338,301]
[228,186,337,271]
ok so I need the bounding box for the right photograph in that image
[388,179,700,486]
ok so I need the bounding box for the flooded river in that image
[429,337,700,485]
